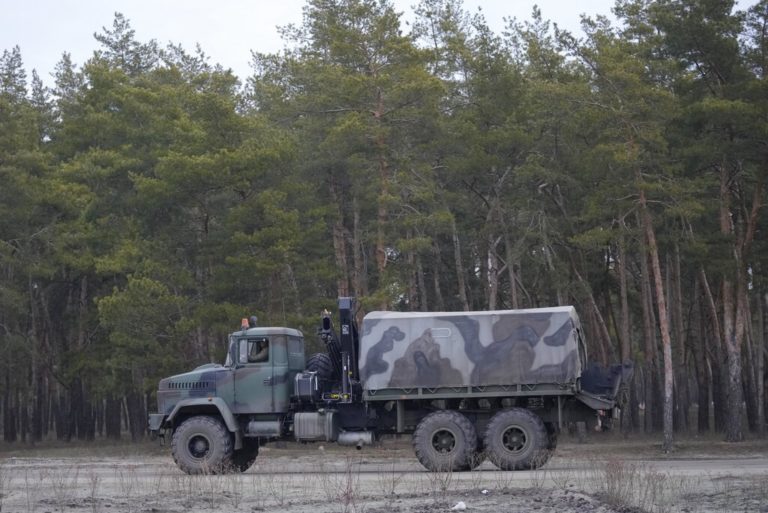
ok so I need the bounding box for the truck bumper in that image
[148,413,166,431]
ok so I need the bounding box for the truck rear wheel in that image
[413,410,477,472]
[306,352,334,380]
[484,408,548,470]
[171,415,233,474]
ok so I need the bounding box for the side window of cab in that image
[238,337,270,364]
[288,335,305,369]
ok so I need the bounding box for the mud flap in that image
[574,390,616,411]
[148,413,166,444]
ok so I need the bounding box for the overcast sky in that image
[3,0,620,84]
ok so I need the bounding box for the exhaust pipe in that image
[337,431,373,449]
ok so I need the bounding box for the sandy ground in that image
[1,434,767,513]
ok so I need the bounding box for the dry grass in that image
[375,459,403,503]
[0,463,11,513]
[46,466,82,513]
[0,440,164,459]
[491,468,515,491]
[1,434,766,513]
[86,469,101,513]
[425,459,454,503]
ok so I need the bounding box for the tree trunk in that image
[95,398,103,437]
[126,390,145,442]
[329,176,350,298]
[20,388,28,443]
[722,280,746,442]
[719,165,745,442]
[451,215,469,311]
[586,306,608,365]
[69,378,82,440]
[416,255,428,312]
[672,246,689,433]
[693,280,711,433]
[639,187,674,452]
[3,375,16,442]
[617,238,631,364]
[572,265,614,364]
[486,237,499,310]
[504,233,519,309]
[593,294,616,363]
[744,301,760,432]
[105,394,122,440]
[78,386,94,441]
[406,231,418,311]
[374,92,389,308]
[617,237,632,433]
[432,243,445,311]
[700,268,727,431]
[54,393,67,440]
[31,360,44,442]
[756,292,766,437]
[352,195,368,325]
[639,235,656,434]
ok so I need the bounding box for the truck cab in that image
[148,323,305,474]
[224,327,306,414]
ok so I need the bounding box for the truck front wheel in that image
[413,410,477,472]
[171,415,234,474]
[484,408,549,470]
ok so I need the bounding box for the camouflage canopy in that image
[360,307,584,391]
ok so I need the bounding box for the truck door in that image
[269,335,290,412]
[233,337,276,413]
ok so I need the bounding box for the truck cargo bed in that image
[360,307,586,395]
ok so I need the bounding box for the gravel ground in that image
[0,434,767,513]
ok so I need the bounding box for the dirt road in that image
[0,436,766,513]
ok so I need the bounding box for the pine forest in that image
[0,0,767,449]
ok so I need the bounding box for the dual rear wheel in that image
[412,408,552,471]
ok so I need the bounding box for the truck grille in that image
[165,381,211,390]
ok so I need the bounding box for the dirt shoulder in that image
[0,433,766,513]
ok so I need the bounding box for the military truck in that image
[148,298,629,474]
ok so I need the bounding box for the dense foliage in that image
[0,0,766,445]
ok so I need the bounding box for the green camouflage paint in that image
[360,307,583,391]
[156,327,305,421]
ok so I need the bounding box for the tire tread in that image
[412,410,477,472]
[483,408,549,470]
[306,352,334,380]
[171,415,234,475]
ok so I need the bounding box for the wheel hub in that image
[431,428,456,453]
[189,435,210,459]
[501,426,527,453]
